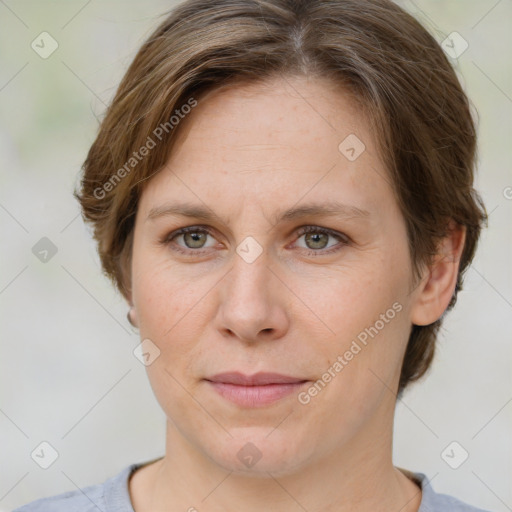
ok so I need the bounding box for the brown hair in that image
[76,0,487,395]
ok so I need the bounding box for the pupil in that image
[306,232,327,249]
[186,232,205,248]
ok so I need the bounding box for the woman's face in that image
[131,76,424,475]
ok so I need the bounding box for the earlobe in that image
[410,222,466,326]
[127,306,139,328]
[125,285,138,328]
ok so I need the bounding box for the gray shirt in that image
[13,461,493,512]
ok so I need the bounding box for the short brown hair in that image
[76,0,487,395]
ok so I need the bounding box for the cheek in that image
[133,240,195,312]
[132,255,199,351]
[308,257,411,396]
[303,306,409,442]
[132,262,206,411]
[314,263,404,338]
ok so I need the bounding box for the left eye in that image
[295,226,347,252]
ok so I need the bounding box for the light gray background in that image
[1,1,511,510]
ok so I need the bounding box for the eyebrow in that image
[146,200,371,225]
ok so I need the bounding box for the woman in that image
[15,0,490,510]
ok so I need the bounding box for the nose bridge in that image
[227,242,273,304]
[216,240,288,340]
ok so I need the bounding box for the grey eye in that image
[182,231,209,249]
[303,232,330,250]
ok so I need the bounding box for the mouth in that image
[204,372,309,407]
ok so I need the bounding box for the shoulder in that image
[12,482,107,512]
[412,471,494,512]
[12,463,140,512]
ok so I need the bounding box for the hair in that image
[76,0,487,395]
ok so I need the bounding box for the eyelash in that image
[162,225,350,257]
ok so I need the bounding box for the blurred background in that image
[0,1,511,510]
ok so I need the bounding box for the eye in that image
[163,225,349,256]
[293,226,349,256]
[164,226,217,254]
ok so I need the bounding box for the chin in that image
[203,426,317,477]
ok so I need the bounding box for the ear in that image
[127,305,139,328]
[125,290,140,328]
[410,221,466,326]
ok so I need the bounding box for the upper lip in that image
[206,372,308,386]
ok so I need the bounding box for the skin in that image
[127,75,465,511]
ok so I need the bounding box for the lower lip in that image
[207,381,308,407]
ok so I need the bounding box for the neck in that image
[131,400,422,511]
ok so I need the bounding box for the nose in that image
[214,250,290,344]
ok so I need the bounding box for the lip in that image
[205,372,309,407]
[207,372,307,386]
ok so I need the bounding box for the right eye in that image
[163,226,219,255]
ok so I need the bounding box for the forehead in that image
[139,76,393,220]
[175,75,368,152]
